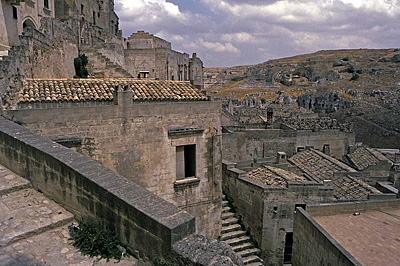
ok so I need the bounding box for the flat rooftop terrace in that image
[312,207,400,266]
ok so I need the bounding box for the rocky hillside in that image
[204,49,400,149]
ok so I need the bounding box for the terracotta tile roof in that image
[288,149,357,183]
[347,146,390,171]
[288,149,380,200]
[18,78,208,103]
[332,175,381,200]
[246,165,307,187]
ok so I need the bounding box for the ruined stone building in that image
[222,115,355,163]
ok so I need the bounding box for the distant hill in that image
[204,49,400,149]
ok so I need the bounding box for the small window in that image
[13,6,18,19]
[44,0,49,9]
[81,4,84,14]
[176,145,196,180]
[93,11,96,24]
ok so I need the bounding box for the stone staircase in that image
[221,194,264,266]
[81,47,133,78]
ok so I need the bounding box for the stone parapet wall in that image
[0,116,195,259]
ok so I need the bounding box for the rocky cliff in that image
[204,49,400,148]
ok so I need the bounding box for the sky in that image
[115,0,400,67]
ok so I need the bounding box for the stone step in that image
[0,188,74,247]
[237,248,261,258]
[242,255,262,265]
[221,211,235,220]
[221,223,242,234]
[0,165,31,196]
[222,217,239,226]
[220,230,247,241]
[222,200,229,207]
[222,206,232,213]
[223,235,251,246]
[232,242,253,252]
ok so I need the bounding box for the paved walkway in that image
[0,164,138,266]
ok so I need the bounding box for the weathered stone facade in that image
[222,123,355,162]
[0,0,55,49]
[0,0,204,101]
[3,88,223,238]
[222,160,334,265]
[123,31,204,89]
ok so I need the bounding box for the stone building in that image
[222,146,397,265]
[2,78,222,238]
[222,116,355,162]
[0,0,55,50]
[222,159,334,265]
[123,31,204,89]
[0,0,204,101]
[346,145,393,177]
[54,0,119,36]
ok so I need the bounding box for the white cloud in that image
[116,0,400,67]
[198,38,241,54]
[221,32,258,43]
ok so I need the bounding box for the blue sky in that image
[115,0,400,67]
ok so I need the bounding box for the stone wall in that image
[0,18,78,108]
[0,0,55,48]
[292,208,361,266]
[222,127,355,162]
[124,47,190,81]
[296,129,355,159]
[3,93,223,238]
[222,128,297,161]
[0,115,195,259]
[222,160,334,266]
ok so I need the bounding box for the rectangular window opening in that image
[176,145,196,180]
[44,0,49,9]
[284,232,293,264]
[13,6,18,19]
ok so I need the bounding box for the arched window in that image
[23,19,36,31]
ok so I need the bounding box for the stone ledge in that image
[168,127,204,137]
[174,177,200,189]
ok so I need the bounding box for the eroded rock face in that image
[297,93,354,113]
[173,234,243,266]
[391,54,400,63]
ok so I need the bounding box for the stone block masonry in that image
[3,97,223,238]
[0,116,195,259]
